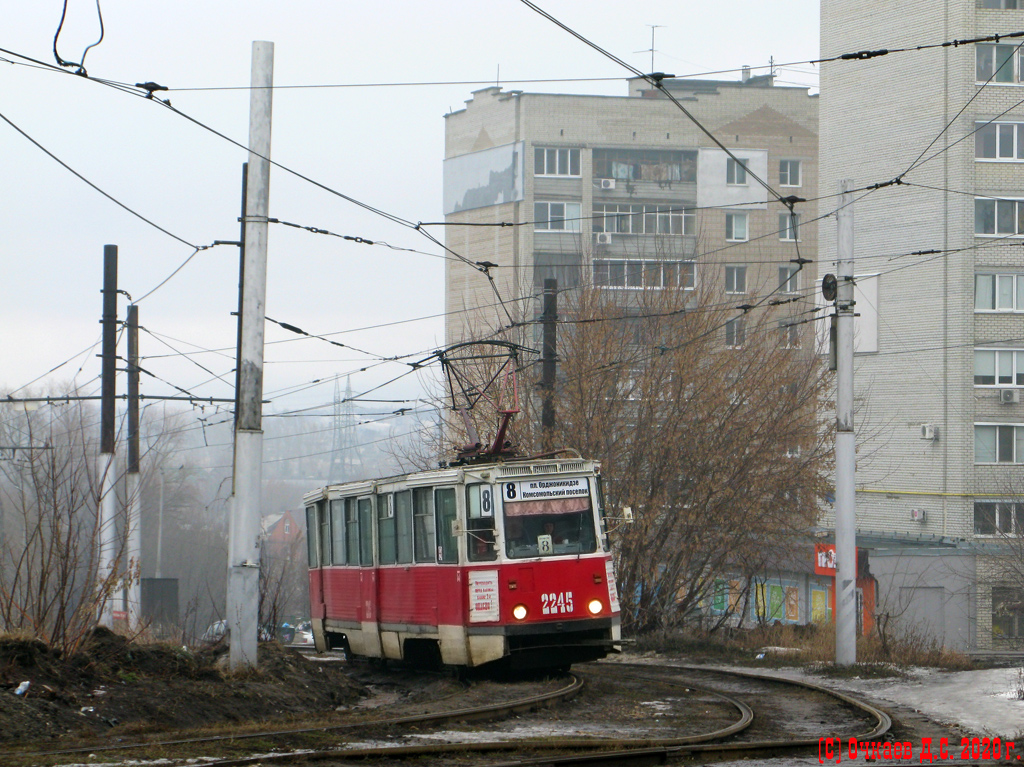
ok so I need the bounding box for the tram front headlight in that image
[512,604,528,620]
[588,599,604,615]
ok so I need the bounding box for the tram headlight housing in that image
[512,604,528,621]
[588,599,604,615]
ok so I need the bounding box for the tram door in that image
[307,504,326,621]
[356,496,382,656]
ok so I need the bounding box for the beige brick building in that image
[443,74,818,350]
[820,0,1024,650]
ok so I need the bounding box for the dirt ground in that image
[0,628,365,745]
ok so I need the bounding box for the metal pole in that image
[227,40,274,670]
[835,179,857,665]
[126,305,141,627]
[540,278,558,452]
[97,244,118,628]
[156,470,164,579]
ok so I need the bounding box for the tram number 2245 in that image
[542,592,574,615]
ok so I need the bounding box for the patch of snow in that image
[775,665,1024,740]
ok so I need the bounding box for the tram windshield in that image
[501,477,598,558]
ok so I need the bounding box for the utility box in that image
[142,578,179,637]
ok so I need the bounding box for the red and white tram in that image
[303,457,621,669]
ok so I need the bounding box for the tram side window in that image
[330,499,346,564]
[319,502,332,566]
[395,490,414,563]
[358,497,374,566]
[345,498,359,564]
[378,494,397,564]
[435,488,458,563]
[413,487,436,563]
[305,505,319,567]
[466,484,497,562]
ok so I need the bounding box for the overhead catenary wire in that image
[0,107,200,250]
[517,0,789,209]
[8,25,1024,419]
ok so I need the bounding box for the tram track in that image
[9,659,888,767]
[6,671,582,766]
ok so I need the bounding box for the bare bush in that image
[0,395,124,654]
[547,281,831,634]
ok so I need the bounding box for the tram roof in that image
[302,456,600,504]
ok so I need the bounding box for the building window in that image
[725,317,746,348]
[779,159,802,187]
[725,212,748,242]
[284,521,291,535]
[975,199,1024,236]
[992,587,1024,640]
[779,265,799,294]
[975,273,1024,310]
[976,122,1024,160]
[594,259,695,289]
[779,321,801,349]
[534,147,580,177]
[977,44,1024,83]
[726,157,748,185]
[975,423,1024,462]
[593,203,695,235]
[975,349,1024,385]
[779,212,800,241]
[534,201,581,231]
[592,148,697,182]
[979,0,1023,9]
[725,265,747,294]
[974,501,1024,535]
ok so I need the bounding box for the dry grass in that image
[635,623,975,672]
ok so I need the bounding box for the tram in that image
[303,456,621,669]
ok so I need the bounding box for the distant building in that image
[820,0,1024,650]
[262,509,304,556]
[443,74,818,345]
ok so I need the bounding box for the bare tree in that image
[0,395,125,653]
[545,278,831,633]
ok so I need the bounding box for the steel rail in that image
[14,661,893,767]
[11,672,583,762]
[137,666,757,766]
[188,662,893,766]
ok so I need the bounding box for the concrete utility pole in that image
[540,278,558,452]
[126,304,142,627]
[835,179,857,665]
[97,244,118,629]
[227,40,274,671]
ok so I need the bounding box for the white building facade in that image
[820,0,1024,650]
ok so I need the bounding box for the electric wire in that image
[53,0,104,75]
[5,336,102,397]
[517,0,788,208]
[0,107,199,249]
[264,316,417,365]
[899,39,1024,180]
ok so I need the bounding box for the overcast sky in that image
[0,1,820,424]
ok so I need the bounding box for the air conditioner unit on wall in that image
[599,178,616,190]
[1000,388,1021,404]
[596,232,613,245]
[920,424,938,441]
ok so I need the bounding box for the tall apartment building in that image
[821,0,1024,649]
[443,75,817,349]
